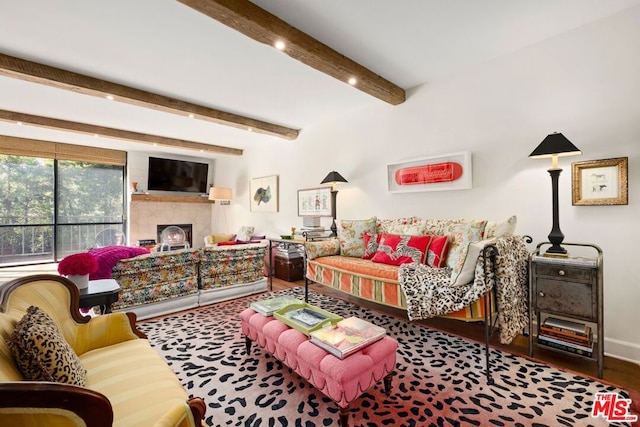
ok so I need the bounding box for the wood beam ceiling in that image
[0,109,243,156]
[177,0,406,105]
[0,53,298,140]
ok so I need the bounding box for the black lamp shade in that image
[529,132,582,159]
[321,171,348,185]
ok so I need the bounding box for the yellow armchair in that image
[0,275,205,427]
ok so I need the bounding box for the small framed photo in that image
[297,187,332,217]
[250,175,278,212]
[572,157,628,205]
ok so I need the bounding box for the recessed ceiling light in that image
[274,40,286,50]
[248,127,253,132]
[106,95,114,100]
[188,113,195,118]
[16,121,22,126]
[200,149,204,153]
[348,77,357,85]
[94,134,99,137]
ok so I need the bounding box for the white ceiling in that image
[1,0,639,159]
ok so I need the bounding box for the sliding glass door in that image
[0,155,125,266]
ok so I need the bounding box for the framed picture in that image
[297,187,332,217]
[387,151,472,193]
[250,175,279,212]
[572,157,628,206]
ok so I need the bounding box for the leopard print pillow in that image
[8,306,86,386]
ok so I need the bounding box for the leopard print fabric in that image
[399,235,529,344]
[138,289,634,427]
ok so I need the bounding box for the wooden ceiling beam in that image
[177,0,406,105]
[0,109,243,156]
[0,53,298,140]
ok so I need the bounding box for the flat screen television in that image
[147,157,209,193]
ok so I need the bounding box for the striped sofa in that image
[305,216,518,322]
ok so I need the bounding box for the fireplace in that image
[157,224,193,250]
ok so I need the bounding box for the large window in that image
[0,154,125,266]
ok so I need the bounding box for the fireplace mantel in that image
[131,193,212,204]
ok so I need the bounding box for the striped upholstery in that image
[307,256,494,321]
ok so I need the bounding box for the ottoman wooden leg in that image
[244,336,252,354]
[383,372,393,395]
[339,406,350,427]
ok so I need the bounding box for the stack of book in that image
[274,244,304,259]
[537,317,594,357]
[309,316,386,359]
[297,227,332,240]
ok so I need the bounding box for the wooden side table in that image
[80,279,121,314]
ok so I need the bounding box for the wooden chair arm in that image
[188,397,206,425]
[0,381,113,427]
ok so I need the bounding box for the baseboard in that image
[604,337,640,365]
[198,278,268,306]
[121,294,200,321]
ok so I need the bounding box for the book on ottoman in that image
[250,296,303,316]
[310,316,386,359]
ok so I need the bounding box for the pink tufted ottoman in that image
[240,308,397,427]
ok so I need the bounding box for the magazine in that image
[309,316,386,359]
[250,296,303,316]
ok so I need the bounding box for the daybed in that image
[305,216,530,345]
[0,274,205,427]
[111,244,268,320]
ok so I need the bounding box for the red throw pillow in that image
[217,241,239,246]
[371,234,432,266]
[426,235,450,268]
[362,232,381,260]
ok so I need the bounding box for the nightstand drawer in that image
[534,278,595,319]
[534,263,593,282]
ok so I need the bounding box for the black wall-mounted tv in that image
[147,156,209,193]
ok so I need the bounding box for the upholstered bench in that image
[240,308,397,427]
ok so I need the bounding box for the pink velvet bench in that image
[240,308,397,427]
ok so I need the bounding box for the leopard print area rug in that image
[138,288,636,427]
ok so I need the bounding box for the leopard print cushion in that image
[8,306,86,386]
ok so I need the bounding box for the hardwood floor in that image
[272,278,639,393]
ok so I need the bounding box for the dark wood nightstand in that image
[529,242,603,377]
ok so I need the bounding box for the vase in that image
[67,274,89,290]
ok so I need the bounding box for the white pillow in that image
[450,238,496,286]
[236,225,255,242]
[484,215,517,239]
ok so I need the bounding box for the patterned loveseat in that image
[111,243,267,320]
[305,216,530,344]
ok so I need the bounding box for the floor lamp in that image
[320,171,348,237]
[209,187,232,233]
[529,132,581,256]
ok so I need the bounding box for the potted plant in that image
[57,252,98,289]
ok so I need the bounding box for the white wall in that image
[214,7,640,363]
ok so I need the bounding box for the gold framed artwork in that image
[250,175,279,212]
[571,157,628,206]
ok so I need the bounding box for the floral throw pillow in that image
[443,219,488,279]
[337,217,377,257]
[305,239,340,260]
[371,233,432,266]
[236,225,255,242]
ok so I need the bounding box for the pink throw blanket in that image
[88,246,149,280]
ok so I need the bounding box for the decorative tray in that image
[274,303,342,335]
